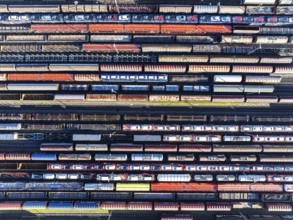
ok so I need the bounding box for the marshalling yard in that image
[1,0,293,220]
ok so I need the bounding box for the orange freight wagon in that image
[124,24,160,34]
[161,25,197,34]
[197,25,232,34]
[89,24,124,33]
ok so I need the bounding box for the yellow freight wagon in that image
[116,183,150,192]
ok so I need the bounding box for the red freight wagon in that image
[83,44,141,53]
[89,24,125,33]
[144,145,177,152]
[31,24,88,33]
[86,94,117,101]
[197,25,232,34]
[151,183,217,192]
[118,94,148,101]
[124,24,160,34]
[180,202,205,211]
[127,202,152,210]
